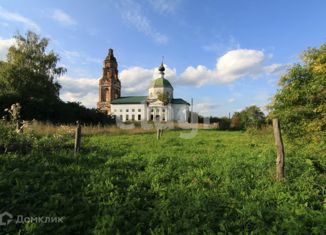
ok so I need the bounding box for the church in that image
[97,49,190,122]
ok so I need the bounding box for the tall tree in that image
[271,42,326,142]
[0,31,66,120]
[0,31,66,98]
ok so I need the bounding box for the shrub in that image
[0,120,32,153]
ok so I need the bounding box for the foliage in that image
[0,31,114,124]
[0,120,32,153]
[0,130,325,234]
[0,31,65,101]
[272,42,326,142]
[231,105,266,130]
[157,92,170,105]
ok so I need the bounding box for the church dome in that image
[150,63,173,89]
[150,77,173,89]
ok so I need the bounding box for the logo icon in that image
[0,211,13,226]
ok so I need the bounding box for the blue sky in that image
[0,0,325,116]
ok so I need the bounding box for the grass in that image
[0,129,325,234]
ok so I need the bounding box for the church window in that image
[151,109,153,113]
[138,114,141,120]
[156,108,159,112]
[126,109,129,112]
[114,109,117,112]
[132,109,135,112]
[126,115,129,121]
[105,88,110,102]
[162,109,165,112]
[138,109,141,112]
[120,109,122,112]
[132,115,135,121]
[120,115,123,120]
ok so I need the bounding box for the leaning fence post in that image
[272,118,285,180]
[74,121,82,153]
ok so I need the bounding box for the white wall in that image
[111,104,146,122]
[111,103,189,122]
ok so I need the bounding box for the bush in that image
[272,42,326,143]
[0,120,32,153]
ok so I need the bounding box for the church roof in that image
[111,96,147,104]
[171,98,190,105]
[150,77,173,89]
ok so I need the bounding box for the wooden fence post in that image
[74,121,81,153]
[157,129,161,140]
[272,118,285,180]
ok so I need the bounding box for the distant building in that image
[97,49,189,122]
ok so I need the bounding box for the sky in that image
[0,0,325,116]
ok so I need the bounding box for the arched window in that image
[105,88,110,102]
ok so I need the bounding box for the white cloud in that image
[117,0,168,44]
[61,50,80,62]
[227,98,235,103]
[58,76,98,108]
[216,49,265,82]
[203,36,240,53]
[0,37,15,60]
[193,102,222,116]
[0,6,40,32]
[179,65,215,86]
[177,49,285,86]
[264,63,287,74]
[51,9,76,26]
[119,65,176,95]
[120,67,153,95]
[147,0,182,14]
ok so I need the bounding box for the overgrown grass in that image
[0,129,325,234]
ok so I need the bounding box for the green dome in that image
[150,77,173,89]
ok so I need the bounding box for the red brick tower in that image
[97,48,121,114]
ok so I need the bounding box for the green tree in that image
[0,31,66,99]
[157,92,170,105]
[230,106,266,130]
[0,31,114,124]
[0,31,66,120]
[271,42,326,142]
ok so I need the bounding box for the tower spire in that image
[158,56,165,78]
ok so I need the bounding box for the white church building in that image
[97,49,189,122]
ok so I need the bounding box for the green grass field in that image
[0,130,325,234]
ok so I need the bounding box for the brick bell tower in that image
[97,48,121,114]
